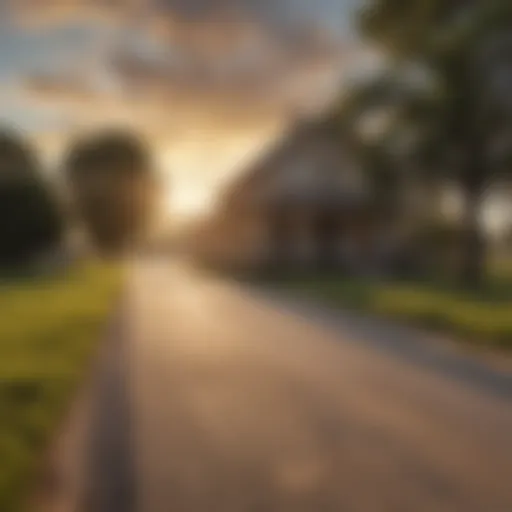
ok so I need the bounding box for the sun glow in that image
[159,149,219,220]
[157,121,283,222]
[170,183,214,217]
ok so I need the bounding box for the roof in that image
[220,112,366,212]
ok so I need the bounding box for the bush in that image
[0,131,63,268]
[64,130,157,253]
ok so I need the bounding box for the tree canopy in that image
[354,0,512,285]
[0,130,63,267]
[65,130,157,253]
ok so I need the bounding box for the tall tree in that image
[359,0,512,286]
[65,130,157,254]
[0,131,63,267]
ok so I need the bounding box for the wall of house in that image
[189,207,271,270]
[196,123,384,274]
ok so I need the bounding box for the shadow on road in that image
[256,287,512,403]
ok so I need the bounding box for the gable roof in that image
[219,111,365,212]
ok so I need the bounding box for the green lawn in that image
[279,261,512,350]
[0,263,122,512]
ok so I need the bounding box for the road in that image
[81,259,512,512]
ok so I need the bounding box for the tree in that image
[358,0,512,286]
[0,131,64,267]
[331,79,422,225]
[65,130,157,253]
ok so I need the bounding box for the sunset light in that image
[1,2,512,512]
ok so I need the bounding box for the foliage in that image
[0,131,64,267]
[65,130,157,253]
[354,0,512,286]
[406,220,466,278]
[0,263,122,512]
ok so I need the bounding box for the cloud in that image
[22,64,288,142]
[8,0,132,27]
[22,21,344,106]
[10,0,345,64]
[9,0,350,31]
[106,12,345,107]
[12,0,352,139]
[24,74,103,102]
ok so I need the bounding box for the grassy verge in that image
[275,262,512,350]
[0,263,122,512]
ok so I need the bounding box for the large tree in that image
[65,130,157,253]
[358,0,512,286]
[0,131,64,267]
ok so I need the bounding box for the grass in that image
[0,262,122,512]
[276,260,512,350]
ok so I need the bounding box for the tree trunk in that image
[460,152,486,289]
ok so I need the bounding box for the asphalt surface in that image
[81,259,512,512]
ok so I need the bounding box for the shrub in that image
[64,130,157,253]
[0,131,63,268]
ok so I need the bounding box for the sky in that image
[0,1,510,235]
[0,0,364,217]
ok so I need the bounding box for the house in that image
[190,113,405,274]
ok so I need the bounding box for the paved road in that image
[82,259,512,512]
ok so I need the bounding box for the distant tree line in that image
[0,128,158,270]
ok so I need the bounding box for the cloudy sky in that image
[0,0,362,216]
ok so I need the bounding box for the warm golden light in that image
[157,126,281,221]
